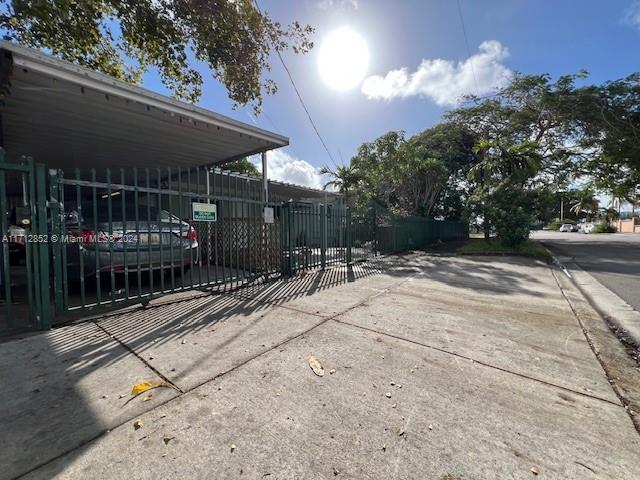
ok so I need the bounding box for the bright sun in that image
[318,27,369,91]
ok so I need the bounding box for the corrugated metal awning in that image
[0,41,289,171]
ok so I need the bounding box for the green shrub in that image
[486,188,534,247]
[592,223,617,233]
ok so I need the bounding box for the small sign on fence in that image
[263,206,274,224]
[192,202,217,222]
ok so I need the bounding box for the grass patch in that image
[457,239,550,259]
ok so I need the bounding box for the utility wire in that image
[456,0,479,97]
[253,0,340,170]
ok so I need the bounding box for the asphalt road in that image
[534,230,640,312]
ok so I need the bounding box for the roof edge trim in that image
[2,41,289,148]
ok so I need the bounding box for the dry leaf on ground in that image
[131,380,165,398]
[308,356,325,377]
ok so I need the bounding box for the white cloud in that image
[317,0,358,10]
[361,40,513,106]
[624,1,640,29]
[250,150,327,190]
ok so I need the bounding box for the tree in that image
[574,74,640,188]
[599,207,620,224]
[570,188,599,220]
[223,158,259,176]
[412,123,478,220]
[320,165,357,198]
[350,131,405,210]
[609,183,634,218]
[1,0,313,111]
[391,141,448,216]
[347,132,454,217]
[445,72,595,243]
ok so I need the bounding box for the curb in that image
[546,249,640,350]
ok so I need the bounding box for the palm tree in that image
[610,184,635,218]
[570,188,599,221]
[319,165,358,198]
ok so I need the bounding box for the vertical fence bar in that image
[157,169,164,293]
[347,207,352,265]
[220,171,233,283]
[27,158,43,328]
[146,169,154,295]
[0,171,12,326]
[91,169,101,306]
[22,167,35,325]
[59,170,69,310]
[320,201,327,270]
[134,169,142,297]
[106,169,116,305]
[178,167,184,288]
[196,167,203,287]
[35,163,51,327]
[167,167,175,292]
[214,168,222,283]
[49,169,63,313]
[241,177,246,283]
[75,169,86,308]
[187,168,194,288]
[120,168,129,299]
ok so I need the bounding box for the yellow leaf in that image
[131,380,163,397]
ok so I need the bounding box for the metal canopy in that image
[0,41,289,171]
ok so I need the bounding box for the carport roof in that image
[0,41,289,171]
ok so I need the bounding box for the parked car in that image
[579,223,595,234]
[6,208,29,263]
[559,223,576,232]
[65,201,198,281]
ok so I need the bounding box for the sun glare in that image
[318,27,369,91]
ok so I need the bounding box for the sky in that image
[141,0,640,190]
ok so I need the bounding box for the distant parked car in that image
[580,223,595,234]
[559,223,575,232]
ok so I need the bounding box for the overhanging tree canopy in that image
[0,0,313,112]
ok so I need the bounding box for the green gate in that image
[282,201,357,274]
[0,151,51,334]
[47,166,283,320]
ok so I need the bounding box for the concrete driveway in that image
[533,230,640,312]
[1,252,639,479]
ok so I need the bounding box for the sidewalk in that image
[1,253,639,479]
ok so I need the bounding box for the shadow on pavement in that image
[0,251,547,479]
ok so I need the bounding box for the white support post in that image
[262,151,268,204]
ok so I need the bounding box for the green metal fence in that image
[0,152,51,334]
[281,201,468,274]
[47,166,284,319]
[376,216,468,254]
[282,202,352,273]
[0,153,468,335]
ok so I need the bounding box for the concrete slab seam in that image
[333,318,622,408]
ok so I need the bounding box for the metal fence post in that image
[320,203,326,269]
[287,203,294,274]
[35,163,52,329]
[346,207,352,265]
[49,169,64,314]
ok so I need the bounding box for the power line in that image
[253,0,340,170]
[456,0,479,97]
